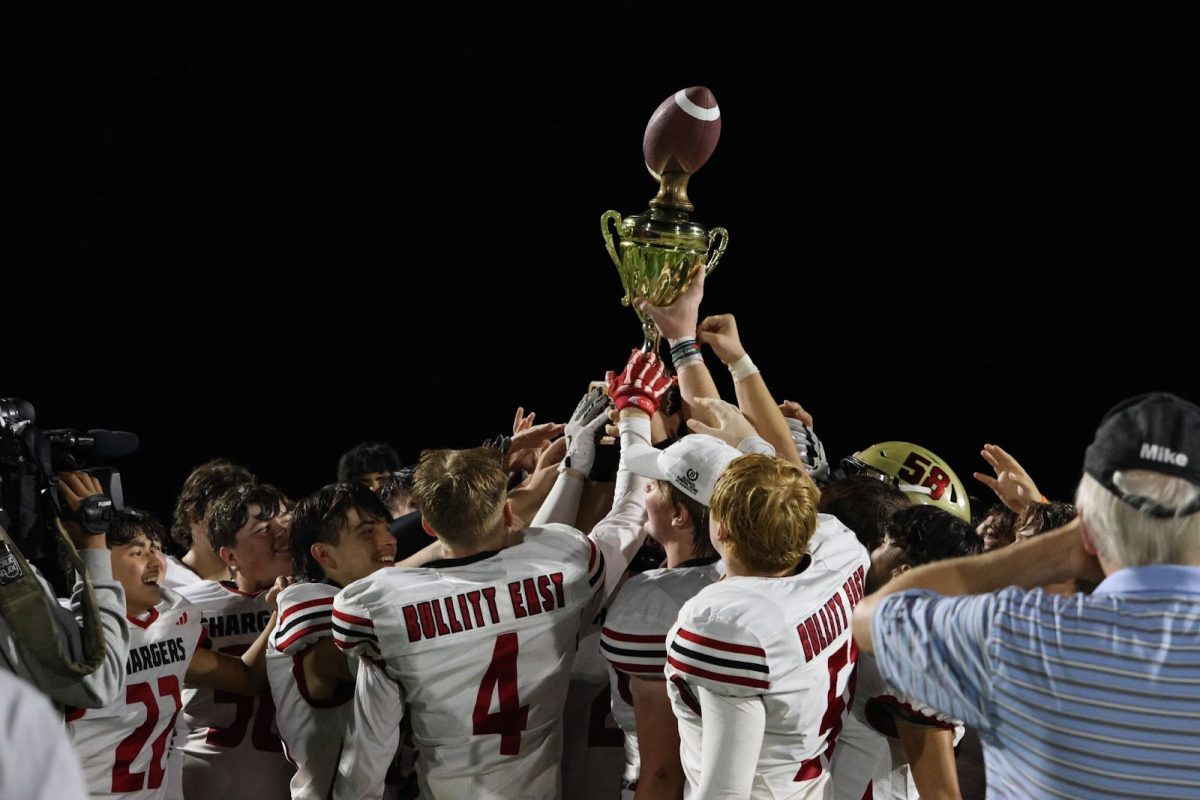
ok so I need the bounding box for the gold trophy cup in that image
[602,87,728,351]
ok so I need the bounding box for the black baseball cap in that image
[1083,392,1200,517]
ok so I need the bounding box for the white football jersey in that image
[332,524,605,800]
[665,515,870,799]
[267,581,353,800]
[176,580,294,800]
[829,652,964,800]
[67,588,204,800]
[599,558,723,790]
[161,556,204,590]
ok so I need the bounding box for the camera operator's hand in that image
[57,471,109,551]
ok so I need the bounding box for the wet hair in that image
[290,482,392,582]
[108,507,167,549]
[818,474,910,551]
[337,442,403,483]
[378,466,416,516]
[885,505,983,569]
[1016,501,1078,541]
[170,459,256,548]
[207,483,288,552]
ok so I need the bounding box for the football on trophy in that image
[642,87,722,178]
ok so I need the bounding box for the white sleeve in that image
[736,435,776,456]
[333,658,404,800]
[695,686,766,799]
[586,416,651,599]
[530,471,586,527]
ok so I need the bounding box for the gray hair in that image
[1075,471,1200,568]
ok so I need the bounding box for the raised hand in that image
[561,386,613,475]
[636,268,705,341]
[605,349,676,416]
[696,313,747,365]
[973,443,1045,513]
[685,396,759,448]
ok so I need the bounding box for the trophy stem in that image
[648,172,694,213]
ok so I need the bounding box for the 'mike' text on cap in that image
[1140,443,1189,467]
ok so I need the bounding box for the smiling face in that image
[111,534,163,616]
[313,508,397,587]
[222,502,294,591]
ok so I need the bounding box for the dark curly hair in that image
[170,459,256,549]
[1016,501,1077,541]
[290,482,391,582]
[885,505,982,569]
[207,483,288,552]
[108,507,167,549]
[336,442,402,483]
[818,474,911,551]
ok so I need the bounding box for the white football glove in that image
[561,386,612,476]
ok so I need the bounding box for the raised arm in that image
[696,313,803,467]
[637,269,721,427]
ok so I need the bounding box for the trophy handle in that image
[600,211,624,271]
[705,227,729,274]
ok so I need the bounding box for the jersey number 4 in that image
[112,676,182,792]
[472,632,529,755]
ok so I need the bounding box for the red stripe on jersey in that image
[676,627,766,657]
[275,622,333,652]
[601,627,667,644]
[65,705,85,722]
[667,655,770,690]
[609,660,666,674]
[332,608,374,628]
[279,596,334,623]
[197,626,210,649]
[588,539,598,571]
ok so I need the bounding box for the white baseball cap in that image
[624,434,743,506]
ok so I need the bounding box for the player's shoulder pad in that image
[667,588,772,696]
[810,513,870,568]
[332,582,380,659]
[272,582,339,655]
[521,524,604,589]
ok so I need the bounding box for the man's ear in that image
[311,542,333,571]
[502,500,515,530]
[892,562,911,579]
[218,545,237,571]
[671,501,691,529]
[421,517,439,539]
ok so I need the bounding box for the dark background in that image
[7,6,1199,532]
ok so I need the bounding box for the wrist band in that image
[670,338,703,370]
[727,353,759,383]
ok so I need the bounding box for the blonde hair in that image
[710,454,818,573]
[412,448,508,545]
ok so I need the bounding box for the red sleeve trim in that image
[332,609,374,627]
[276,623,334,652]
[667,655,770,690]
[279,595,334,624]
[676,627,766,657]
[601,627,667,643]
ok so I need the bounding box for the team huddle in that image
[44,270,1200,800]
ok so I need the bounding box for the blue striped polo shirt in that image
[872,566,1200,799]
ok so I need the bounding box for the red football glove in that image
[605,349,675,415]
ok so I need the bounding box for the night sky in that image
[8,6,1199,536]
